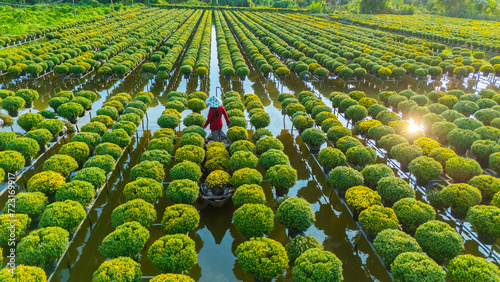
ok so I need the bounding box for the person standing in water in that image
[204,96,230,141]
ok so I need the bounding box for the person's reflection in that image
[296,181,322,204]
[277,129,310,180]
[198,201,234,244]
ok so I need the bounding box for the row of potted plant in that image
[333,14,500,54]
[214,10,250,80]
[94,9,177,63]
[45,90,97,124]
[0,5,142,48]
[3,9,147,79]
[141,10,195,80]
[0,90,151,278]
[83,12,159,79]
[223,91,288,281]
[194,11,212,79]
[285,13,499,79]
[237,11,329,81]
[103,96,206,278]
[225,11,290,80]
[249,12,417,81]
[93,108,197,280]
[226,91,345,281]
[279,89,500,280]
[243,11,497,82]
[179,10,212,79]
[92,88,209,280]
[52,53,100,79]
[98,10,191,80]
[154,10,203,81]
[53,90,151,281]
[242,93,297,195]
[1,88,40,117]
[0,89,96,182]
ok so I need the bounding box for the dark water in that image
[1,13,500,282]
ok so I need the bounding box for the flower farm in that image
[0,4,499,282]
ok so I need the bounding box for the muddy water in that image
[1,16,500,282]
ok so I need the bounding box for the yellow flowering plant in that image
[345,185,381,213]
[206,170,231,189]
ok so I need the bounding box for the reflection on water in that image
[1,18,500,282]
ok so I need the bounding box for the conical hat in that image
[206,96,222,108]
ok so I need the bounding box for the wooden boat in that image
[197,130,234,208]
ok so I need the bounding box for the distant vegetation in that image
[0,2,141,35]
[337,0,500,20]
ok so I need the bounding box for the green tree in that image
[360,0,388,13]
[433,0,468,17]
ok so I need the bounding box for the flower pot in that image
[309,144,321,154]
[224,75,231,81]
[39,145,47,153]
[25,102,33,108]
[278,75,285,81]
[323,166,331,175]
[239,76,246,81]
[199,75,205,80]
[450,208,467,220]
[4,171,15,182]
[287,229,305,239]
[336,189,346,199]
[352,210,359,221]
[25,157,33,167]
[254,276,272,282]
[477,231,497,245]
[400,163,409,172]
[263,72,269,79]
[275,188,289,197]
[183,73,190,79]
[8,111,18,117]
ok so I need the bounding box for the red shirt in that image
[204,106,229,131]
